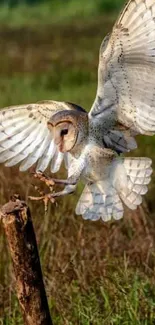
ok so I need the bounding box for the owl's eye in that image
[61,129,68,136]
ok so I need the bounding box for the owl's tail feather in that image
[117,157,152,210]
[76,181,124,222]
[76,157,152,222]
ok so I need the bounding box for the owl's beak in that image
[48,123,65,152]
[53,128,64,152]
[53,128,60,144]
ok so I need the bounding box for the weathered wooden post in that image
[0,197,53,325]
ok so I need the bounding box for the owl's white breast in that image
[80,143,116,183]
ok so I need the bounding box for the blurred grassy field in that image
[0,0,124,27]
[1,0,155,324]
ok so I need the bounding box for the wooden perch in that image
[0,197,53,325]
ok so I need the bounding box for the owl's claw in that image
[28,184,55,202]
[29,193,55,203]
[28,186,55,213]
[29,172,76,212]
[31,171,55,189]
[31,171,72,187]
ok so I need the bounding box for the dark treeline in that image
[0,0,125,13]
[0,0,49,5]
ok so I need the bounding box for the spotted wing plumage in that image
[89,0,155,143]
[0,101,72,172]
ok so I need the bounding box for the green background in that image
[0,1,155,324]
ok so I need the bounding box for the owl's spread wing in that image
[89,0,155,139]
[0,100,72,172]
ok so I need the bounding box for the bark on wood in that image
[0,197,53,325]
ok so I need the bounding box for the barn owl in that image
[0,0,154,222]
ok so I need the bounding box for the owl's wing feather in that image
[0,101,71,171]
[89,0,155,137]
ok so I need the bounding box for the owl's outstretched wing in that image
[89,0,155,150]
[0,100,73,172]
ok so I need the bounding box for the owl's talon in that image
[31,183,45,196]
[28,195,45,201]
[28,181,56,210]
[31,171,55,189]
[28,193,55,204]
[32,171,72,187]
[28,194,55,214]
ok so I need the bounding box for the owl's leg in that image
[48,184,77,198]
[29,184,77,213]
[48,178,76,185]
[31,158,85,202]
[31,172,77,199]
[33,171,76,187]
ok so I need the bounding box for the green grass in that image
[0,2,155,324]
[0,73,96,109]
[0,0,125,27]
[1,260,155,324]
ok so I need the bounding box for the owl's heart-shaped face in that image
[48,121,78,153]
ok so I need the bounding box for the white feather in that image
[76,181,124,222]
[18,133,52,171]
[0,120,38,153]
[0,101,70,172]
[0,122,41,163]
[50,151,64,173]
[36,140,56,172]
[89,0,155,136]
[111,157,152,211]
